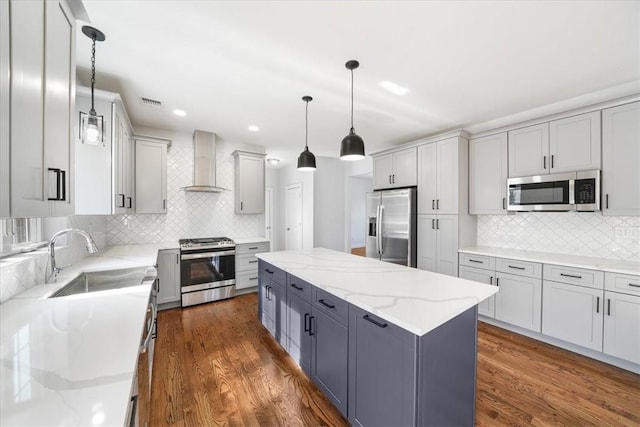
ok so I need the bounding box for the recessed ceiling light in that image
[266,157,280,165]
[248,125,260,132]
[173,109,187,117]
[378,80,409,96]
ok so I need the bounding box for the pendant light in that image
[340,60,365,161]
[297,96,316,171]
[79,26,106,146]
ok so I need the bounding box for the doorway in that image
[347,176,373,256]
[265,187,273,250]
[285,183,303,250]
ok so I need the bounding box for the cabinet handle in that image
[318,299,335,309]
[508,265,525,270]
[543,155,547,169]
[151,318,157,339]
[127,196,133,209]
[248,260,258,264]
[47,168,66,201]
[469,259,484,264]
[596,296,600,314]
[304,313,310,332]
[607,298,611,316]
[432,199,435,210]
[490,276,493,285]
[389,175,392,184]
[176,253,179,264]
[117,193,125,208]
[436,199,439,210]
[551,154,554,168]
[392,174,395,184]
[606,194,609,209]
[629,283,640,288]
[309,316,315,335]
[363,314,388,328]
[560,273,582,279]
[290,283,303,291]
[155,278,160,293]
[503,197,506,210]
[266,285,271,300]
[496,277,500,287]
[163,199,166,210]
[241,201,243,211]
[249,247,259,250]
[431,219,435,229]
[436,219,439,229]
[265,269,274,274]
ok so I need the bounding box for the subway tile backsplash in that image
[477,212,640,261]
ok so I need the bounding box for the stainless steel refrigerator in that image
[365,188,417,267]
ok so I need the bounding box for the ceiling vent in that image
[140,96,163,108]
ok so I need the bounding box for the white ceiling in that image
[77,1,640,164]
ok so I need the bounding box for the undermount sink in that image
[50,267,152,298]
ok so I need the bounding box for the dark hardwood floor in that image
[151,293,640,426]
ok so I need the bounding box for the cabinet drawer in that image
[544,264,604,290]
[287,274,313,302]
[605,272,640,296]
[236,270,259,290]
[496,258,542,279]
[236,253,260,271]
[236,242,269,255]
[259,260,286,286]
[459,253,495,271]
[314,287,348,325]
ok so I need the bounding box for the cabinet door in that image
[495,272,542,332]
[549,111,601,173]
[44,0,74,217]
[603,291,640,364]
[508,123,549,177]
[469,133,508,214]
[156,249,180,305]
[124,126,134,211]
[542,281,603,351]
[435,215,458,277]
[113,106,127,213]
[0,0,9,217]
[237,154,265,214]
[10,0,49,217]
[417,144,437,214]
[602,102,640,216]
[373,154,393,190]
[259,277,276,336]
[348,306,416,427]
[459,266,496,318]
[417,214,437,272]
[311,307,348,416]
[392,148,417,187]
[436,138,459,214]
[135,140,167,214]
[287,293,312,373]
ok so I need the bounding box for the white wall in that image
[273,164,314,251]
[314,157,347,252]
[348,176,373,248]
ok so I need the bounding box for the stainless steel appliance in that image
[179,237,236,307]
[507,170,600,212]
[366,188,417,267]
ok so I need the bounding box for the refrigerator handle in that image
[375,205,381,254]
[378,205,384,255]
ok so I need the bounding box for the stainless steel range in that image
[179,237,236,307]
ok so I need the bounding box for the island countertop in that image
[256,248,498,336]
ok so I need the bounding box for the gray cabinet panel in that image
[311,307,348,416]
[287,292,312,373]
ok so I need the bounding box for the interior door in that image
[286,183,303,250]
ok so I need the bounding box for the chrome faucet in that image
[48,228,99,282]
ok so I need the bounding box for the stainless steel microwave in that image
[507,170,600,212]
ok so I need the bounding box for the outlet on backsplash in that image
[615,226,640,241]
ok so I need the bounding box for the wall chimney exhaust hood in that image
[182,130,229,192]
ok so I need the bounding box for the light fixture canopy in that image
[79,26,106,146]
[340,60,365,161]
[297,95,316,171]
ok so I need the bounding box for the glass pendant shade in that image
[297,146,316,171]
[340,127,365,161]
[79,110,104,146]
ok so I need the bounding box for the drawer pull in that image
[290,283,304,291]
[596,296,600,314]
[560,273,582,279]
[468,259,484,264]
[249,277,258,281]
[248,260,258,264]
[318,299,335,309]
[249,246,259,250]
[508,265,525,270]
[363,314,388,328]
[309,316,315,336]
[265,269,274,274]
[607,298,611,316]
[628,283,640,288]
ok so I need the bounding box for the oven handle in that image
[181,250,236,260]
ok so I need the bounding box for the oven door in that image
[180,249,235,292]
[507,172,575,211]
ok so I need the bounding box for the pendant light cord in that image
[90,35,96,112]
[305,99,309,149]
[350,69,354,130]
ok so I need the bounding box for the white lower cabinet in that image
[236,242,269,291]
[542,280,603,351]
[494,272,542,333]
[459,266,496,317]
[417,214,459,276]
[603,291,640,365]
[156,249,181,306]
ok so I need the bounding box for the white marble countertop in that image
[256,248,498,336]
[0,243,172,426]
[459,246,640,276]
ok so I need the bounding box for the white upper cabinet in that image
[233,151,265,214]
[418,138,461,215]
[417,143,437,214]
[0,0,10,217]
[135,139,169,214]
[4,0,76,218]
[602,102,640,216]
[372,147,417,190]
[469,133,508,214]
[548,111,601,173]
[508,123,549,178]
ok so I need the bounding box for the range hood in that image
[182,130,228,192]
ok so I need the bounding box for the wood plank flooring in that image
[350,247,366,257]
[151,293,640,426]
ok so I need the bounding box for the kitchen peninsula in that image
[256,248,497,426]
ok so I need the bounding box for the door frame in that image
[285,183,303,250]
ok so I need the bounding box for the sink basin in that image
[50,267,152,298]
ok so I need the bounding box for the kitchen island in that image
[256,248,498,426]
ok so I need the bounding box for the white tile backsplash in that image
[106,133,264,244]
[477,212,640,261]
